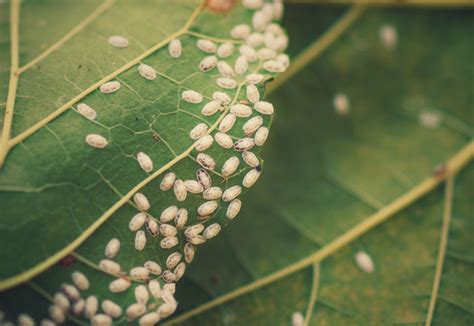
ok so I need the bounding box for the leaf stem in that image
[164,141,473,325]
[304,263,320,326]
[186,30,243,44]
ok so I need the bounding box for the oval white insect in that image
[84,296,98,319]
[239,45,258,62]
[129,212,147,231]
[85,134,108,149]
[222,156,240,177]
[273,1,284,20]
[292,312,304,326]
[184,243,195,263]
[40,319,56,326]
[162,270,178,283]
[157,302,177,319]
[234,138,255,151]
[257,48,276,60]
[173,179,187,202]
[148,280,161,298]
[184,180,204,194]
[276,53,290,69]
[243,168,261,188]
[184,224,205,238]
[144,261,162,275]
[137,63,156,80]
[135,230,147,251]
[53,292,70,311]
[72,299,85,315]
[99,81,121,94]
[217,60,235,78]
[266,23,284,36]
[145,217,159,237]
[160,205,178,223]
[261,3,274,20]
[160,223,178,237]
[201,100,221,116]
[62,284,80,301]
[174,262,186,281]
[126,303,146,320]
[252,10,267,32]
[202,186,223,200]
[71,271,89,291]
[189,123,209,140]
[130,267,149,281]
[246,33,264,47]
[379,24,398,50]
[254,101,274,115]
[333,93,350,116]
[263,59,285,73]
[218,113,237,132]
[273,34,289,51]
[91,314,112,326]
[133,192,150,211]
[108,35,128,48]
[242,151,260,168]
[161,236,179,249]
[49,305,65,323]
[163,283,176,294]
[214,132,234,149]
[101,300,122,318]
[212,91,231,105]
[199,55,218,72]
[203,223,221,239]
[99,259,121,275]
[77,103,97,120]
[196,168,212,189]
[243,0,263,9]
[230,104,252,117]
[196,39,217,53]
[160,172,177,191]
[222,185,242,202]
[134,284,149,304]
[18,314,34,326]
[136,151,153,173]
[235,55,248,75]
[216,77,237,89]
[226,199,242,219]
[139,313,160,325]
[168,39,182,58]
[230,24,251,39]
[246,73,264,84]
[187,235,206,245]
[181,90,203,104]
[243,116,263,136]
[197,153,216,170]
[355,251,375,273]
[217,42,234,58]
[175,208,189,228]
[246,84,260,103]
[166,252,182,269]
[254,126,269,146]
[197,201,219,216]
[108,278,130,293]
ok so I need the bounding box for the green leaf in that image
[0,0,289,323]
[166,4,474,325]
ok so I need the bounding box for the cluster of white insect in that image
[8,1,289,325]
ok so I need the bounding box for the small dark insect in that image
[255,165,262,172]
[59,254,76,267]
[78,64,82,69]
[152,133,161,142]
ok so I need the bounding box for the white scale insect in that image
[197,201,219,216]
[137,63,157,81]
[218,113,237,132]
[185,224,204,237]
[189,123,209,140]
[217,60,235,77]
[276,53,290,69]
[239,45,258,62]
[84,296,98,319]
[355,251,375,273]
[160,223,178,237]
[162,270,177,283]
[139,313,159,325]
[292,312,304,326]
[196,39,217,53]
[160,172,177,191]
[201,100,221,116]
[246,84,260,103]
[234,138,255,151]
[242,151,260,167]
[263,59,285,73]
[62,284,80,301]
[161,236,179,249]
[135,285,149,304]
[72,299,85,316]
[187,235,206,245]
[254,101,274,115]
[197,153,216,170]
[214,132,234,149]
[216,77,237,89]
[163,283,176,294]
[222,156,240,177]
[252,11,267,32]
[254,126,269,146]
[168,39,182,58]
[53,292,69,311]
[246,73,264,84]
[246,33,264,47]
[18,314,35,326]
[226,199,242,219]
[144,261,162,275]
[243,168,261,188]
[146,217,159,237]
[243,116,263,136]
[101,300,122,318]
[129,212,147,231]
[203,186,223,200]
[174,262,186,280]
[130,267,149,281]
[49,305,65,323]
[137,151,153,172]
[99,259,121,275]
[76,103,97,120]
[222,185,242,202]
[333,93,350,116]
[213,91,232,105]
[104,238,120,259]
[194,135,214,151]
[196,169,212,189]
[217,42,234,58]
[109,278,130,293]
[91,314,112,326]
[135,230,147,251]
[166,252,182,269]
[199,55,218,72]
[181,90,203,104]
[230,104,252,117]
[174,180,187,202]
[184,180,204,193]
[230,24,251,39]
[148,280,161,298]
[175,208,189,228]
[71,271,89,291]
[99,81,120,94]
[108,35,129,48]
[203,223,221,239]
[242,0,263,10]
[257,48,276,60]
[235,55,248,75]
[85,134,108,149]
[160,206,178,223]
[133,192,150,211]
[126,303,146,320]
[184,243,195,263]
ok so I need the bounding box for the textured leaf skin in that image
[170,5,474,325]
[0,0,289,324]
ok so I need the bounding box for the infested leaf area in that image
[0,1,472,326]
[0,0,289,324]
